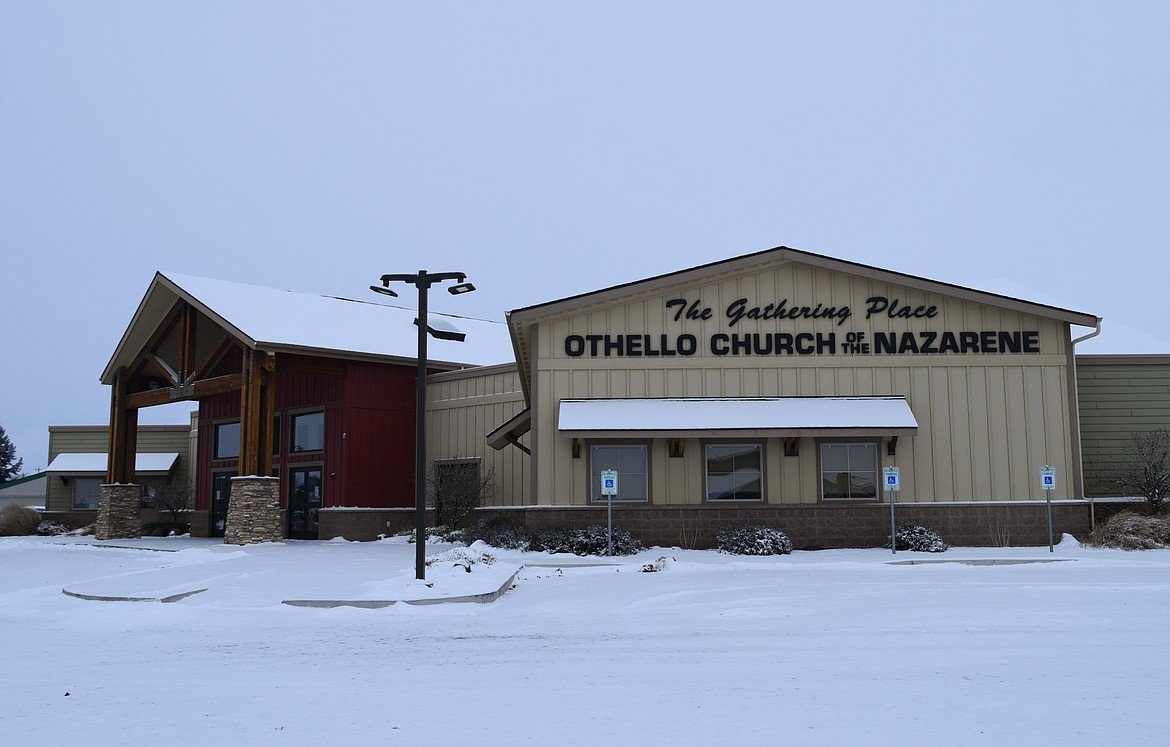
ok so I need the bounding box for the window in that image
[290,411,325,453]
[820,442,878,500]
[705,443,763,501]
[589,444,648,502]
[72,478,102,510]
[140,483,158,508]
[214,421,240,460]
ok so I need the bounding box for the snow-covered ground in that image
[1,534,1166,746]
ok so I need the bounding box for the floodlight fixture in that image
[369,284,399,298]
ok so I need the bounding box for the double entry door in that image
[210,468,322,540]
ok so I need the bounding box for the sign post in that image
[884,466,900,554]
[601,469,618,556]
[1040,466,1056,552]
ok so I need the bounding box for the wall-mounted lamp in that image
[669,438,685,458]
[784,438,800,457]
[571,438,581,459]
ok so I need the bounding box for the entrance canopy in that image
[557,396,919,438]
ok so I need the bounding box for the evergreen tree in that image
[0,424,23,482]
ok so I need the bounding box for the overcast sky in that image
[2,2,1167,473]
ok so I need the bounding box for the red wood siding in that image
[193,354,421,513]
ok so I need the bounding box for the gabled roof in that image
[102,272,512,383]
[504,245,1101,396]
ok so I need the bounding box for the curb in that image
[59,560,624,607]
[62,588,208,603]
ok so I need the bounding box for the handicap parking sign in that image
[601,469,618,496]
[1040,466,1056,491]
[882,466,900,492]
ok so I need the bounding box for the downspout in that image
[1070,317,1103,529]
[1072,318,1102,346]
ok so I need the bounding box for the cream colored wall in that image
[527,260,1076,506]
[427,364,529,506]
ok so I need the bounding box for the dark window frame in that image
[817,438,881,502]
[213,420,241,460]
[71,477,103,510]
[702,440,766,502]
[587,441,651,503]
[289,410,326,454]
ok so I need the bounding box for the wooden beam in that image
[192,333,237,380]
[179,302,197,378]
[123,373,244,409]
[106,369,138,484]
[238,349,274,477]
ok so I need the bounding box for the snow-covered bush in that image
[36,519,69,536]
[425,543,496,571]
[404,525,467,544]
[529,525,643,556]
[1087,510,1170,550]
[886,522,949,552]
[0,505,41,536]
[715,525,793,555]
[464,515,530,550]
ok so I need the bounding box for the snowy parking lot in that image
[1,534,1166,746]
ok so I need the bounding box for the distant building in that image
[0,473,47,510]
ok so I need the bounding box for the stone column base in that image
[224,476,283,545]
[95,484,142,540]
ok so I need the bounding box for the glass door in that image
[210,472,236,538]
[288,466,323,540]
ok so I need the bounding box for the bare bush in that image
[155,481,194,533]
[1087,510,1170,550]
[428,459,495,528]
[1114,429,1170,515]
[0,505,42,536]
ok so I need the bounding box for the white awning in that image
[557,397,918,438]
[45,452,180,476]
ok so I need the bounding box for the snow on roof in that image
[557,397,919,434]
[45,452,179,475]
[160,272,511,367]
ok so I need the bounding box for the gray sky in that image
[2,2,1168,473]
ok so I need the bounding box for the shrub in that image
[404,525,467,544]
[36,519,69,536]
[530,525,643,556]
[886,522,949,552]
[464,515,530,550]
[716,525,793,555]
[1087,510,1170,550]
[0,505,42,536]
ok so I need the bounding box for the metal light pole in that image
[371,270,474,580]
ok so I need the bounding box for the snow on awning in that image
[557,397,918,438]
[45,452,180,476]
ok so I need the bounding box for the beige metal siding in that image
[427,365,528,507]
[528,260,1076,506]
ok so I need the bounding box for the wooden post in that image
[238,349,275,478]
[106,368,138,484]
